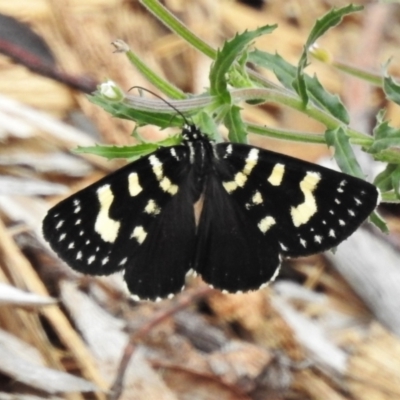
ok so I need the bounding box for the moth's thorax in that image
[182,124,214,196]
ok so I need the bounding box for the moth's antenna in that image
[128,86,190,126]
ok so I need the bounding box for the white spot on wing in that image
[224,144,233,158]
[149,155,163,179]
[160,177,178,195]
[56,220,64,229]
[59,233,66,242]
[94,185,121,243]
[223,181,237,193]
[339,220,345,226]
[222,149,259,193]
[314,235,322,244]
[300,238,307,247]
[149,155,178,195]
[119,257,128,266]
[88,255,95,264]
[144,199,161,215]
[267,163,285,186]
[279,242,288,251]
[329,229,335,237]
[348,209,355,216]
[355,197,362,205]
[68,242,75,249]
[76,251,82,260]
[291,172,321,227]
[252,191,263,205]
[258,216,276,234]
[131,226,147,244]
[128,172,142,196]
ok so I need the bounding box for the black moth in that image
[43,124,379,301]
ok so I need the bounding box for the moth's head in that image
[182,123,205,142]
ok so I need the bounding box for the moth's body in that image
[43,124,379,301]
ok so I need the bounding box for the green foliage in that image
[249,51,349,124]
[325,127,364,178]
[293,4,363,104]
[78,2,400,233]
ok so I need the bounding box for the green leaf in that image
[369,211,389,234]
[224,106,247,144]
[325,127,364,178]
[75,134,182,160]
[74,143,159,160]
[293,4,363,105]
[209,25,276,100]
[249,50,349,123]
[305,5,363,50]
[392,166,400,197]
[193,111,221,141]
[370,113,400,153]
[374,163,398,192]
[383,73,400,105]
[306,75,349,124]
[374,163,400,199]
[249,51,294,89]
[373,150,400,164]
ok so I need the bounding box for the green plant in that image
[78,2,400,232]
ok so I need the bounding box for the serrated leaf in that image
[306,75,349,123]
[370,117,400,153]
[248,51,294,89]
[305,5,363,50]
[249,50,349,123]
[224,106,247,144]
[75,143,159,160]
[209,25,276,100]
[383,73,400,105]
[75,134,182,160]
[293,4,363,105]
[325,127,364,178]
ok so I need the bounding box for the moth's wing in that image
[194,143,379,292]
[194,172,281,293]
[43,146,196,300]
[123,172,197,300]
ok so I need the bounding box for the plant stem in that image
[140,0,216,59]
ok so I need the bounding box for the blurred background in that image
[1,0,400,399]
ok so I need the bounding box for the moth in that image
[43,123,379,301]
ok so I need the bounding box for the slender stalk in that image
[140,0,216,59]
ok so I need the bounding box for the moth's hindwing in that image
[42,145,196,300]
[194,142,379,293]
